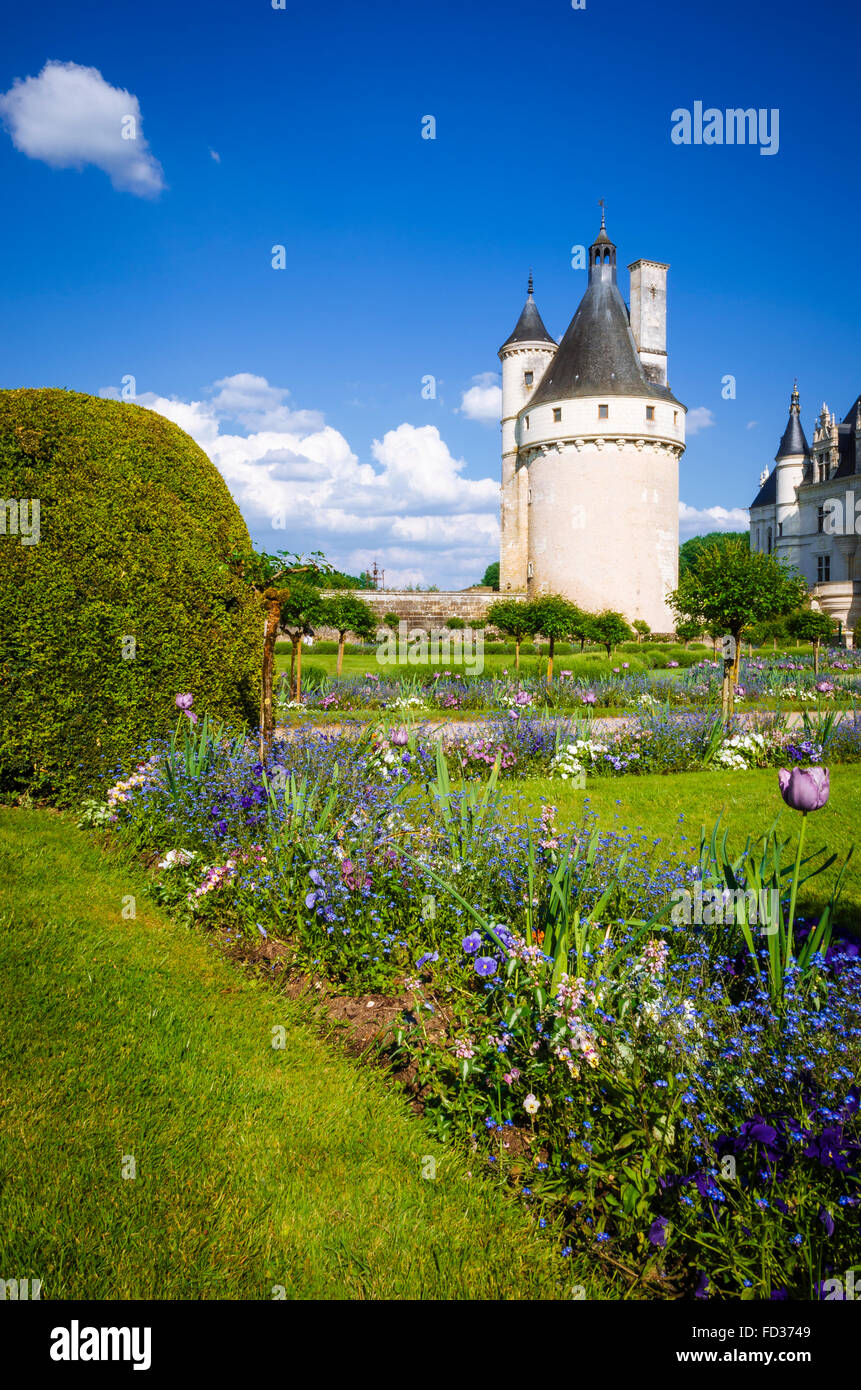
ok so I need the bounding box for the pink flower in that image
[175,692,198,724]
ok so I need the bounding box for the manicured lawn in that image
[0,809,563,1300]
[503,766,861,927]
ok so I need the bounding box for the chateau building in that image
[498,214,687,632]
[749,385,861,645]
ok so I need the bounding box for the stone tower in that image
[498,214,686,631]
[774,383,809,558]
[498,274,556,591]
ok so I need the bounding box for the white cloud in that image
[209,148,220,163]
[108,374,500,588]
[685,406,716,436]
[458,372,502,425]
[746,420,758,430]
[679,502,750,540]
[0,60,164,197]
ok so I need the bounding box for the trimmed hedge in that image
[0,389,261,801]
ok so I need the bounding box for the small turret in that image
[775,382,808,545]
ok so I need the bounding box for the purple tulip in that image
[390,727,408,747]
[581,690,597,705]
[175,692,198,724]
[816,680,835,695]
[777,766,830,813]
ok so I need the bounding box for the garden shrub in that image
[0,388,261,802]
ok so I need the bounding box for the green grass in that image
[502,766,861,927]
[0,809,563,1300]
[274,650,663,681]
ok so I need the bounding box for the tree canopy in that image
[679,530,748,579]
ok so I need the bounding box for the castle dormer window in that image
[598,404,609,420]
[524,371,533,387]
[553,407,562,423]
[646,406,655,421]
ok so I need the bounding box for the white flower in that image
[158,848,197,870]
[523,1093,540,1116]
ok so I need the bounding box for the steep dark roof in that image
[499,292,555,351]
[775,401,809,460]
[833,427,857,479]
[750,468,777,509]
[524,276,680,408]
[842,393,861,427]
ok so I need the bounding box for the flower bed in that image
[83,710,861,1300]
[278,652,861,718]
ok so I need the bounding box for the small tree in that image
[670,538,807,720]
[592,610,632,658]
[481,561,500,590]
[224,547,330,748]
[570,608,597,652]
[383,611,399,630]
[446,616,465,630]
[485,599,534,672]
[787,606,836,676]
[632,618,651,644]
[530,595,584,689]
[280,581,327,704]
[320,592,378,676]
[674,617,703,649]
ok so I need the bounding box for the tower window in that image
[778,521,783,537]
[646,406,655,421]
[527,561,534,578]
[817,505,825,533]
[673,410,678,425]
[524,415,530,429]
[817,555,831,583]
[553,407,562,423]
[524,371,533,386]
[598,404,609,420]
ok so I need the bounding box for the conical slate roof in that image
[499,277,555,351]
[526,275,680,408]
[776,384,809,460]
[749,469,777,509]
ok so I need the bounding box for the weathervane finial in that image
[527,267,533,296]
[599,197,606,230]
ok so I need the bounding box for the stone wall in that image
[305,588,524,641]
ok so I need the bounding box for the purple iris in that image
[416,951,439,969]
[648,1216,668,1248]
[777,765,830,813]
[474,956,497,978]
[819,1207,835,1238]
[462,931,482,954]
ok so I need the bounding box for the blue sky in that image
[1,0,859,586]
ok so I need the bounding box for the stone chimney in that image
[628,259,669,387]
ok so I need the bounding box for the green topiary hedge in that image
[0,389,261,802]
